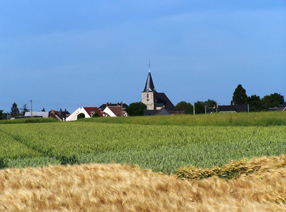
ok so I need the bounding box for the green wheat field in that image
[0,112,285,174]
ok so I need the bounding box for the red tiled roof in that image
[83,107,106,117]
[107,106,127,117]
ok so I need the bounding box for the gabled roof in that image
[99,102,128,111]
[144,108,171,116]
[105,106,127,117]
[154,92,177,111]
[83,107,105,117]
[143,72,155,92]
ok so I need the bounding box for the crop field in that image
[0,112,285,173]
[0,112,286,211]
[1,155,286,211]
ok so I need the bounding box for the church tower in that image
[142,63,156,110]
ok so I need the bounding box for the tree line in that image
[176,84,285,114]
[1,84,284,118]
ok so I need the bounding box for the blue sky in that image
[1,0,285,113]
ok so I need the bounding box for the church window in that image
[147,94,149,98]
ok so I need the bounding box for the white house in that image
[66,107,106,121]
[103,105,128,117]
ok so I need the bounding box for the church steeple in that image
[143,60,155,92]
[143,71,155,92]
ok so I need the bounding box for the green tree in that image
[11,102,20,117]
[77,113,85,119]
[194,101,205,114]
[21,104,30,114]
[175,101,193,114]
[0,110,3,120]
[126,102,146,116]
[92,112,100,117]
[247,95,262,112]
[261,93,284,110]
[204,99,217,108]
[231,84,248,105]
[42,108,46,112]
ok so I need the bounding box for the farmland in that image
[0,112,285,173]
[1,155,286,211]
[1,112,286,211]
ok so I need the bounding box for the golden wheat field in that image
[1,155,286,212]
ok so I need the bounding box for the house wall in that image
[66,107,91,121]
[103,107,116,117]
[142,92,154,110]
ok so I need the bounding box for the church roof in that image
[143,72,155,92]
[154,92,177,111]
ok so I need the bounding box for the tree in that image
[204,99,217,108]
[175,101,193,114]
[247,95,262,112]
[194,101,205,114]
[231,84,248,105]
[0,110,3,120]
[21,104,30,114]
[11,102,20,117]
[77,113,85,119]
[126,102,147,116]
[42,108,46,112]
[92,112,100,117]
[261,93,284,110]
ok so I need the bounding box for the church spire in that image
[143,61,155,92]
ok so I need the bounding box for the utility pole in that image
[193,102,195,115]
[30,100,32,118]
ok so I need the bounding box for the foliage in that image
[194,101,205,114]
[21,104,30,114]
[175,101,193,114]
[77,113,85,119]
[261,93,285,110]
[92,112,100,117]
[247,95,262,112]
[0,110,3,120]
[204,99,217,108]
[10,102,20,117]
[232,84,248,105]
[125,102,146,116]
[42,108,46,112]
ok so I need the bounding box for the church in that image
[141,68,177,116]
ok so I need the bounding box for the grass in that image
[79,111,286,126]
[0,117,59,124]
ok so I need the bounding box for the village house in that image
[66,107,106,121]
[103,102,128,117]
[49,110,70,121]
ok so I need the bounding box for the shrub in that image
[92,113,100,117]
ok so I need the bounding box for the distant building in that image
[142,68,177,116]
[25,111,49,118]
[66,107,105,121]
[49,110,70,121]
[99,102,128,111]
[206,105,249,113]
[268,105,286,112]
[103,102,128,117]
